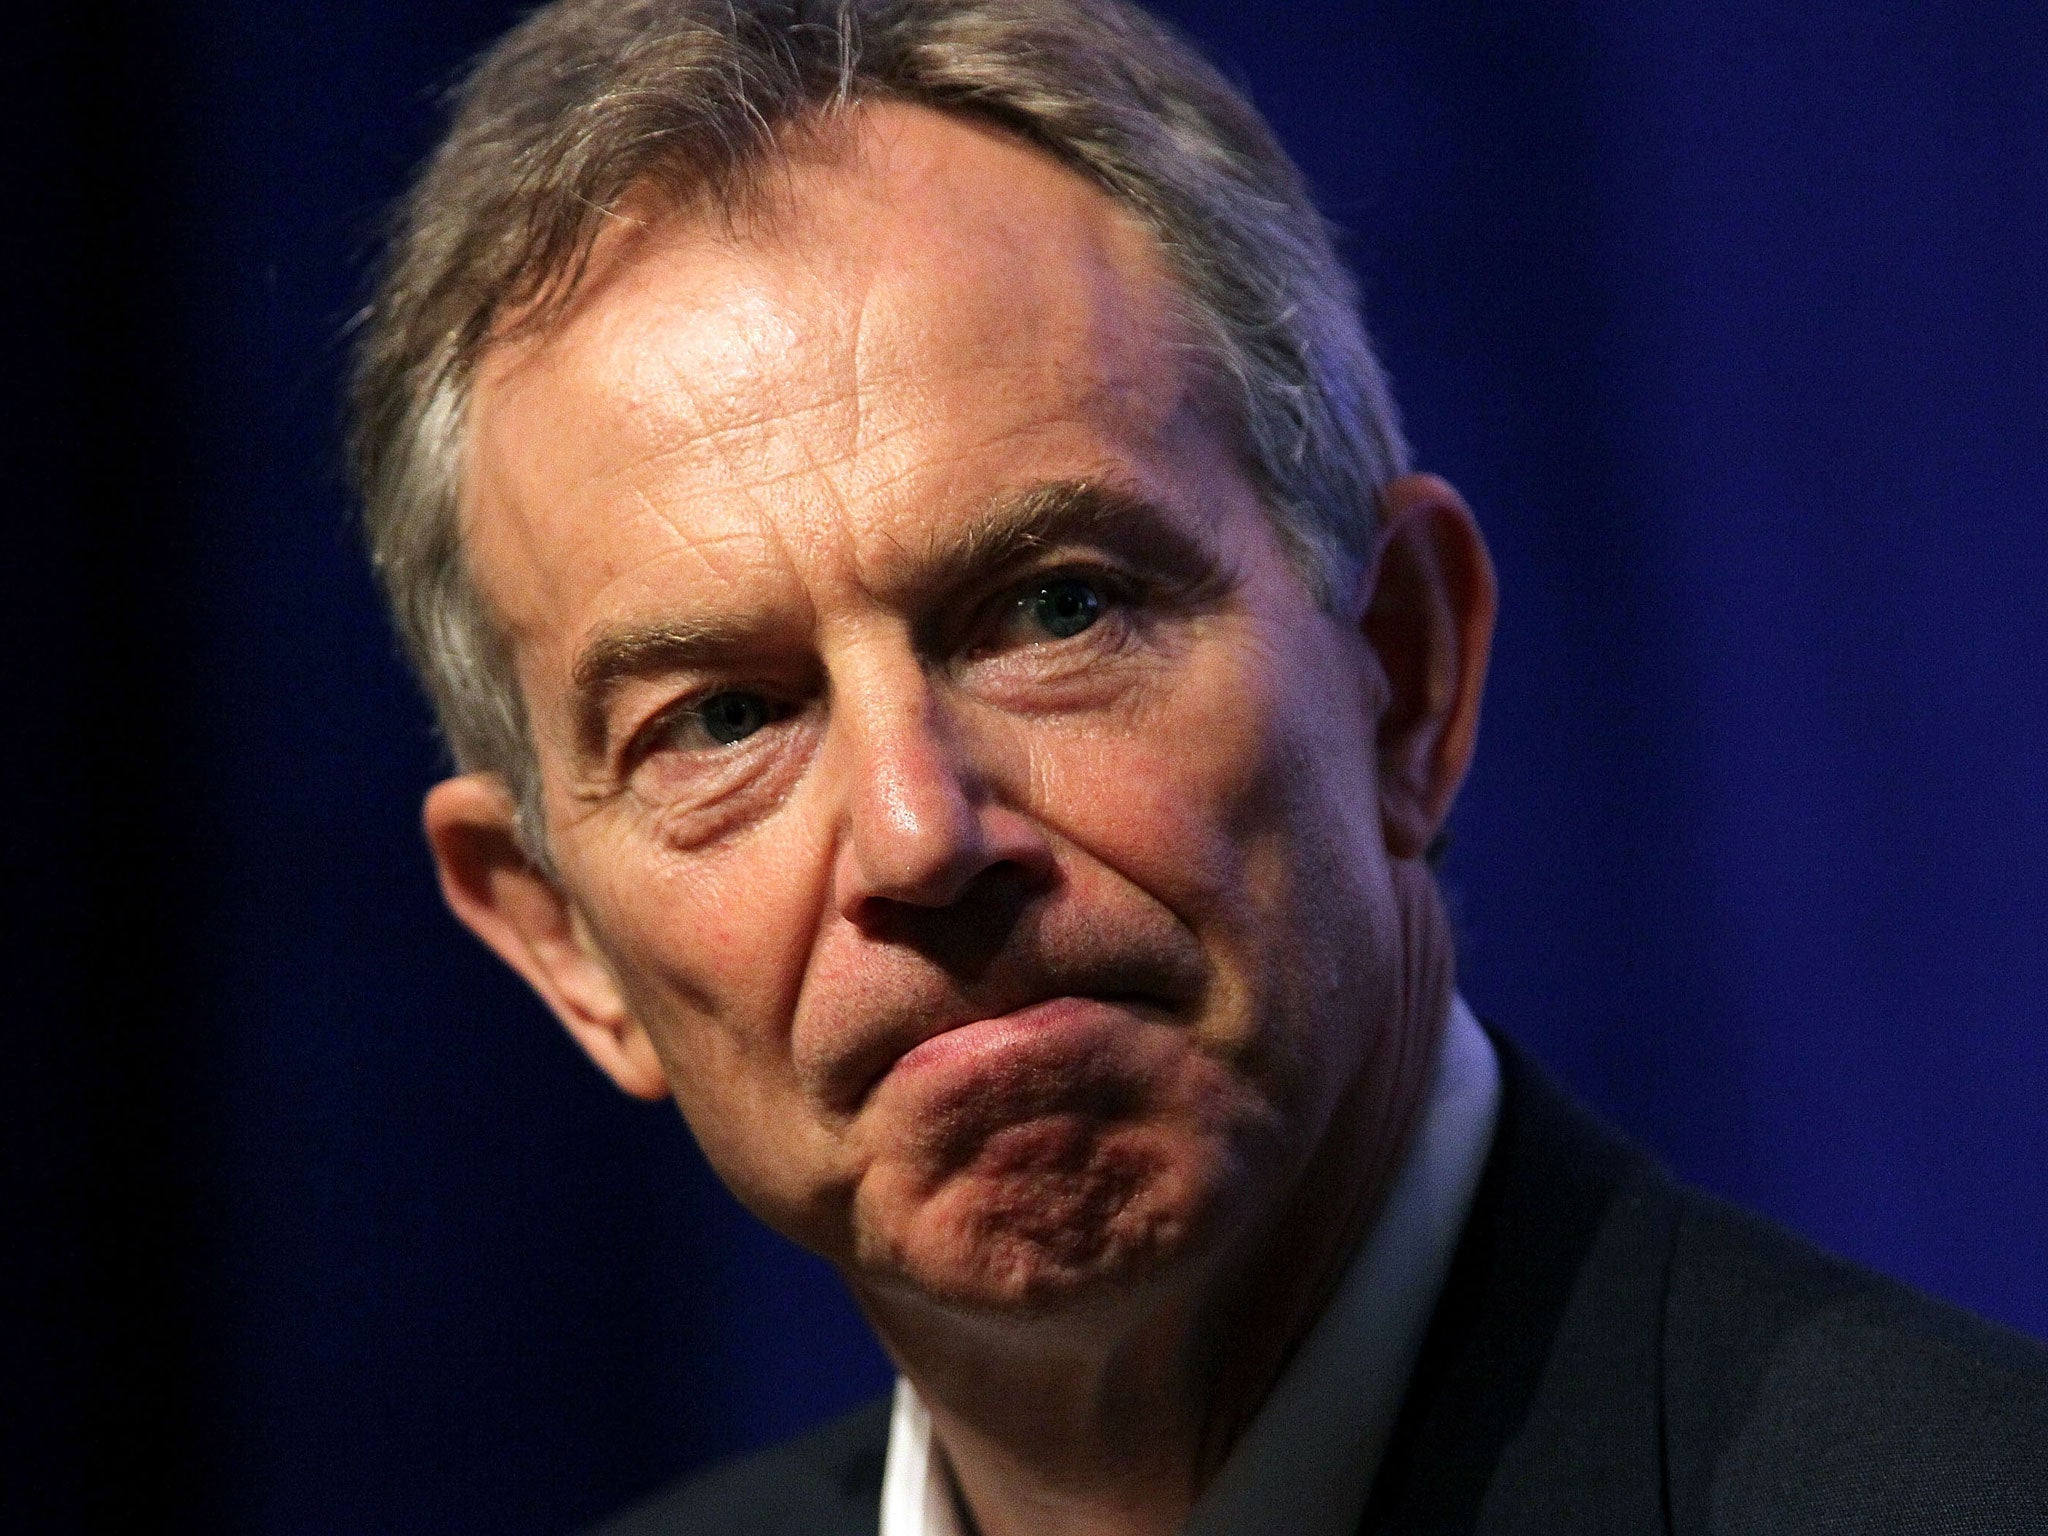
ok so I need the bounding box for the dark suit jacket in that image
[592,1034,2048,1534]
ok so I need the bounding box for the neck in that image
[859,865,1456,1536]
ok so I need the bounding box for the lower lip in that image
[884,996,1144,1088]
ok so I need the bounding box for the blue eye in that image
[697,691,772,745]
[1027,577,1102,640]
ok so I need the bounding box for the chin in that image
[854,1114,1236,1315]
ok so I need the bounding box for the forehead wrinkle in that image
[592,322,917,532]
[468,101,1230,709]
[608,355,1100,591]
[478,102,1194,462]
[625,500,778,592]
[483,139,1195,545]
[583,379,877,510]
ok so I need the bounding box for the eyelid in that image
[964,560,1140,653]
[617,684,786,773]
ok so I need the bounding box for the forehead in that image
[462,102,1213,645]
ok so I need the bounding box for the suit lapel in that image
[1361,1032,1678,1535]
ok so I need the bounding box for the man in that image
[351,2,2048,1532]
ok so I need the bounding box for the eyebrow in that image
[920,477,1211,593]
[566,477,1217,758]
[570,613,762,759]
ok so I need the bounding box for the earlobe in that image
[1360,474,1497,861]
[422,774,671,1102]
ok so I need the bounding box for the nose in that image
[830,663,1050,925]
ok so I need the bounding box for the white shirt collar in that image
[879,997,1501,1536]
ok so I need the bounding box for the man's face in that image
[451,106,1424,1313]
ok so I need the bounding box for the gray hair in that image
[351,0,1409,853]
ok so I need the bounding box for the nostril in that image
[852,827,990,910]
[845,856,1052,968]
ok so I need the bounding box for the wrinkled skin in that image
[427,104,1493,1536]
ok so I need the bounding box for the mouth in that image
[886,993,1169,1087]
[831,974,1197,1115]
[803,900,1212,1115]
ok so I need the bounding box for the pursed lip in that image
[823,964,1201,1115]
[884,993,1167,1088]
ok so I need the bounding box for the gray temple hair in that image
[350,0,1410,857]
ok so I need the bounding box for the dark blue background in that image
[9,3,2043,1531]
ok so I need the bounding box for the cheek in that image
[1023,663,1269,902]
[1023,618,1395,1082]
[568,814,861,1246]
[577,809,821,1026]
[1022,619,1370,942]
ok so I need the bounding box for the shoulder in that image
[1664,1188,2048,1532]
[583,1396,891,1536]
[1384,1027,2048,1533]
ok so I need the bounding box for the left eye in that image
[1021,576,1103,640]
[696,690,774,745]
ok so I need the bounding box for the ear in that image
[422,774,670,1101]
[1359,474,1497,861]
